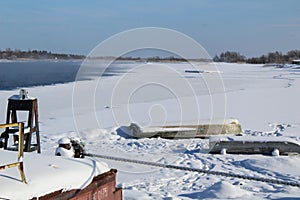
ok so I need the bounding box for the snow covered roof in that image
[0,150,109,199]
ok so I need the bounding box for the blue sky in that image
[0,0,299,57]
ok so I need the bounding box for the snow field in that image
[0,62,300,199]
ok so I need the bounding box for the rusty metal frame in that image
[0,122,27,183]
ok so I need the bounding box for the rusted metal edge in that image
[33,169,122,200]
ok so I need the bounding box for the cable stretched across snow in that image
[84,153,300,188]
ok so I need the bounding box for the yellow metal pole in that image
[18,122,24,160]
[18,122,27,183]
[0,123,20,129]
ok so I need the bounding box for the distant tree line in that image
[116,56,188,62]
[1,48,300,64]
[0,48,85,60]
[213,52,246,63]
[213,50,300,64]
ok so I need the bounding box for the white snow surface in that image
[0,62,300,199]
[0,151,109,199]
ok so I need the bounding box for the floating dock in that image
[209,136,300,155]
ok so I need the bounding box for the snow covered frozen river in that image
[0,61,300,199]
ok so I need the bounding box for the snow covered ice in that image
[0,61,300,199]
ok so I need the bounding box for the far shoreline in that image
[0,57,213,63]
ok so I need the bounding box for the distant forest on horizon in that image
[0,48,299,64]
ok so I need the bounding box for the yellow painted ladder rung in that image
[0,122,27,183]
